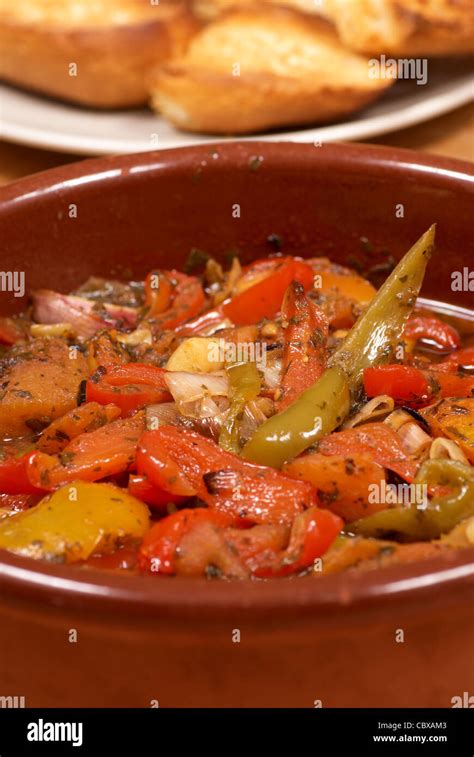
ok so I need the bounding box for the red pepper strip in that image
[144,271,173,315]
[177,257,313,336]
[149,271,206,331]
[277,281,328,411]
[0,317,23,345]
[176,259,314,334]
[426,369,474,399]
[138,508,235,575]
[86,363,171,416]
[441,346,474,370]
[138,505,341,577]
[284,452,386,523]
[240,255,314,278]
[0,492,38,514]
[37,402,121,455]
[136,427,317,525]
[232,507,342,578]
[364,364,474,403]
[364,365,430,402]
[26,413,145,490]
[87,332,129,372]
[175,308,227,337]
[136,434,197,498]
[128,474,186,511]
[241,256,291,275]
[404,316,461,352]
[0,453,45,495]
[224,523,290,566]
[318,423,418,483]
[221,260,314,326]
[234,256,297,290]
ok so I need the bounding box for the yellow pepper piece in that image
[0,481,150,563]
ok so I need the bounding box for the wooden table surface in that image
[1,103,473,186]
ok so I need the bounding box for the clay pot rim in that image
[0,544,473,619]
[1,140,473,618]
[1,140,473,208]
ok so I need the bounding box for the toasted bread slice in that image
[193,0,319,20]
[320,0,474,57]
[194,0,474,56]
[0,0,200,108]
[151,6,393,134]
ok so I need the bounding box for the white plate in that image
[1,58,473,155]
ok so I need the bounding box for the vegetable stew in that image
[0,227,473,579]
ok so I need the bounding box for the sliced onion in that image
[146,402,180,430]
[177,310,233,337]
[146,401,225,440]
[240,398,274,443]
[197,396,222,418]
[199,319,234,336]
[384,408,413,432]
[214,257,242,306]
[262,358,282,391]
[397,422,432,456]
[116,327,153,346]
[164,371,229,404]
[177,414,223,441]
[30,322,76,339]
[429,437,468,464]
[103,302,138,329]
[178,396,230,421]
[32,290,104,339]
[32,290,138,339]
[344,395,394,429]
[205,258,225,285]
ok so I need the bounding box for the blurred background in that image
[1,0,473,184]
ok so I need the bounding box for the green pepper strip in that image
[219,361,261,453]
[350,460,474,542]
[329,225,435,395]
[242,226,436,468]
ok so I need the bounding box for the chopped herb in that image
[184,248,210,274]
[58,451,76,466]
[346,255,364,274]
[25,417,51,433]
[345,458,356,475]
[77,379,87,405]
[205,564,222,579]
[249,155,264,171]
[14,389,33,399]
[360,236,373,254]
[267,233,283,252]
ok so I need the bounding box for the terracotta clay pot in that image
[0,142,473,708]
